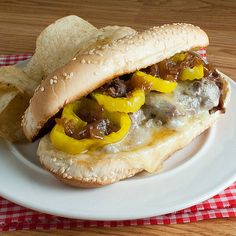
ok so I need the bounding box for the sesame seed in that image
[63,173,68,178]
[63,72,67,77]
[101,176,107,182]
[72,57,76,61]
[52,157,57,162]
[40,87,45,91]
[53,75,58,80]
[97,52,103,56]
[35,85,40,92]
[50,79,54,85]
[110,171,115,176]
[69,72,74,77]
[69,159,73,165]
[89,49,95,55]
[59,167,65,174]
[53,80,57,83]
[80,150,88,154]
[81,59,86,64]
[91,178,96,183]
[87,60,91,64]
[67,176,72,179]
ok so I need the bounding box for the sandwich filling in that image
[50,51,224,154]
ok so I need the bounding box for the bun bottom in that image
[38,111,220,188]
[38,72,230,188]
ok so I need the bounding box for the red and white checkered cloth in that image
[0,53,236,231]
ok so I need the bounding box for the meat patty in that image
[143,94,183,124]
[177,78,220,112]
[142,78,220,125]
[101,77,128,98]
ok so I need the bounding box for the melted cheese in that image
[101,79,219,154]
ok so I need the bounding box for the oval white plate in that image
[0,61,236,220]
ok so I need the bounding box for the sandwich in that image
[22,23,230,187]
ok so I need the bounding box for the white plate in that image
[0,60,236,220]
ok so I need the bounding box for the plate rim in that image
[1,172,236,221]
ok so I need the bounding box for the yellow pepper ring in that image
[50,125,97,154]
[132,71,177,93]
[171,52,187,62]
[62,102,86,128]
[50,99,131,155]
[102,111,131,143]
[179,64,204,81]
[91,89,145,113]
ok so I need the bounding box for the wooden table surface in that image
[0,0,236,235]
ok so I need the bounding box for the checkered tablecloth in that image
[0,53,235,231]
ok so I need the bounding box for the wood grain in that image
[0,0,236,235]
[2,219,236,235]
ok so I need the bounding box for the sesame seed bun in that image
[38,71,230,187]
[22,23,209,141]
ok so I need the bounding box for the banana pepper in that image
[91,89,145,113]
[131,71,177,93]
[171,52,204,81]
[50,98,131,154]
[171,52,187,62]
[179,64,204,81]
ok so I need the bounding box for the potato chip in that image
[0,65,37,95]
[0,93,30,142]
[0,87,18,113]
[0,65,38,142]
[36,15,98,77]
[22,54,44,84]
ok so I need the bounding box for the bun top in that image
[22,23,209,141]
